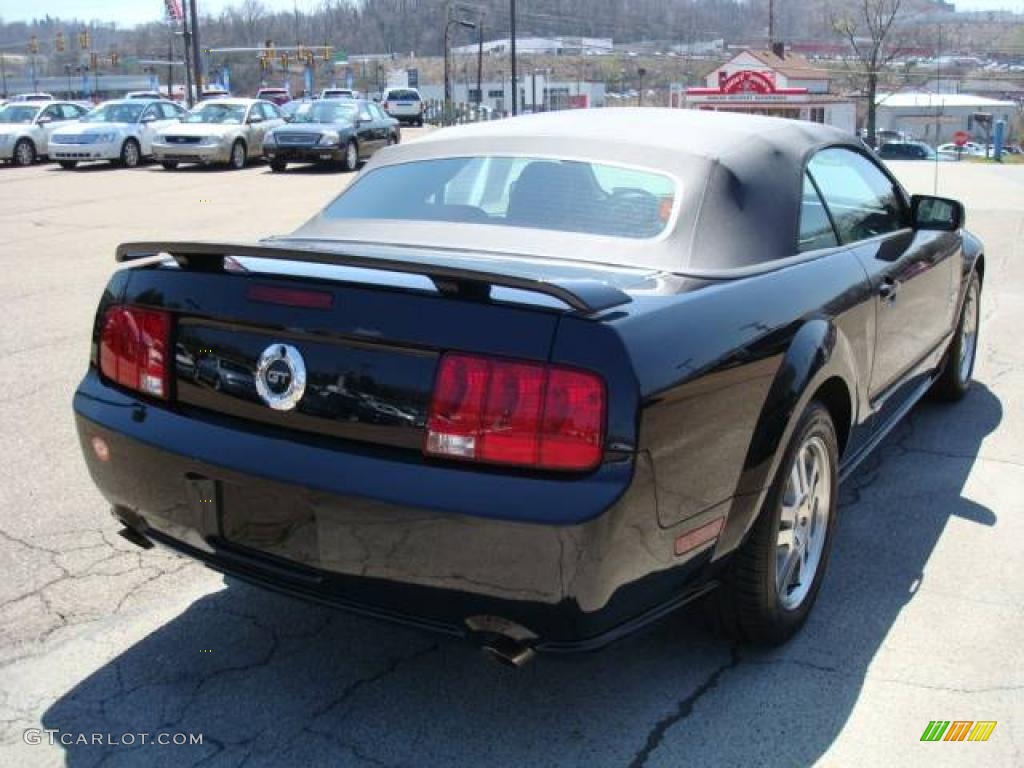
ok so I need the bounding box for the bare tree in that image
[833,0,905,147]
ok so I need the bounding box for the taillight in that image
[383,101,390,110]
[425,353,605,471]
[99,306,171,399]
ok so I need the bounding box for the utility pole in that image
[189,0,203,95]
[181,0,194,106]
[476,12,484,106]
[0,53,7,98]
[510,0,517,115]
[768,0,775,47]
[443,2,452,121]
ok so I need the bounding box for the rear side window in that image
[807,148,906,244]
[323,156,678,240]
[798,174,839,252]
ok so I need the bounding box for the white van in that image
[381,88,423,126]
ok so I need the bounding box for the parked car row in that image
[0,95,401,172]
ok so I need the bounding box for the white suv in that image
[381,88,423,126]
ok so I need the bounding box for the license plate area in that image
[217,481,321,569]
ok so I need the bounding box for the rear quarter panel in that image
[614,249,875,545]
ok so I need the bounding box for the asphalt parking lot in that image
[0,141,1021,767]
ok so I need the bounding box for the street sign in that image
[407,68,418,88]
[953,130,969,147]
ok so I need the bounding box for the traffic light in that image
[90,51,99,71]
[110,52,119,67]
[55,31,66,53]
[297,43,307,60]
[28,36,39,55]
[279,52,289,69]
[79,29,91,50]
[321,44,331,62]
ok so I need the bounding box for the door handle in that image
[879,278,899,301]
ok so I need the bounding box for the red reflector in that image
[674,518,724,557]
[425,353,605,471]
[99,306,171,399]
[246,284,334,309]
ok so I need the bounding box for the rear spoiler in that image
[116,240,632,315]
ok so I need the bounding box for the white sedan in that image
[0,101,89,166]
[49,99,186,169]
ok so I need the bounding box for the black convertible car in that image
[74,109,982,665]
[263,98,399,172]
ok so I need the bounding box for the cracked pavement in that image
[0,148,1022,767]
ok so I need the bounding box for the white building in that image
[451,37,613,57]
[680,48,857,134]
[419,75,606,113]
[875,92,1018,145]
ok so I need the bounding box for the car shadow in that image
[258,163,358,176]
[40,384,1002,766]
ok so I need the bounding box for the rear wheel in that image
[58,160,77,170]
[119,139,141,168]
[13,138,36,167]
[715,401,839,645]
[932,272,981,401]
[269,158,287,173]
[229,140,246,170]
[160,160,179,170]
[341,140,358,172]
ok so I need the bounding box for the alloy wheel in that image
[231,142,245,169]
[14,140,34,166]
[123,141,139,167]
[776,435,832,610]
[346,142,357,169]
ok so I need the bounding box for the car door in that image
[34,103,67,154]
[243,103,265,155]
[137,104,164,154]
[371,103,395,144]
[355,102,381,157]
[808,147,959,412]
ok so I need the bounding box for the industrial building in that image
[874,92,1018,144]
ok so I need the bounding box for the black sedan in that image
[73,109,982,664]
[263,98,399,172]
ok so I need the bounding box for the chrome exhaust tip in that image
[480,636,537,668]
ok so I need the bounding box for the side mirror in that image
[911,194,964,231]
[283,114,294,122]
[248,114,264,124]
[36,115,52,124]
[140,114,157,123]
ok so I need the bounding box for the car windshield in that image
[184,104,246,124]
[0,105,39,124]
[82,103,145,123]
[323,156,678,240]
[295,101,359,124]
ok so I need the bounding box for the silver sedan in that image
[152,98,285,170]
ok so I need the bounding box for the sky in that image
[0,0,1020,28]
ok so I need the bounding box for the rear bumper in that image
[73,370,715,649]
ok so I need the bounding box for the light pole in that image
[510,0,517,115]
[443,2,475,125]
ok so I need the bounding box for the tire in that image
[160,161,179,170]
[932,271,981,401]
[341,140,358,172]
[13,138,36,167]
[119,139,141,168]
[715,401,839,645]
[416,118,423,127]
[229,140,246,170]
[269,158,288,173]
[58,160,77,170]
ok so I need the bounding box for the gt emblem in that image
[255,343,306,411]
